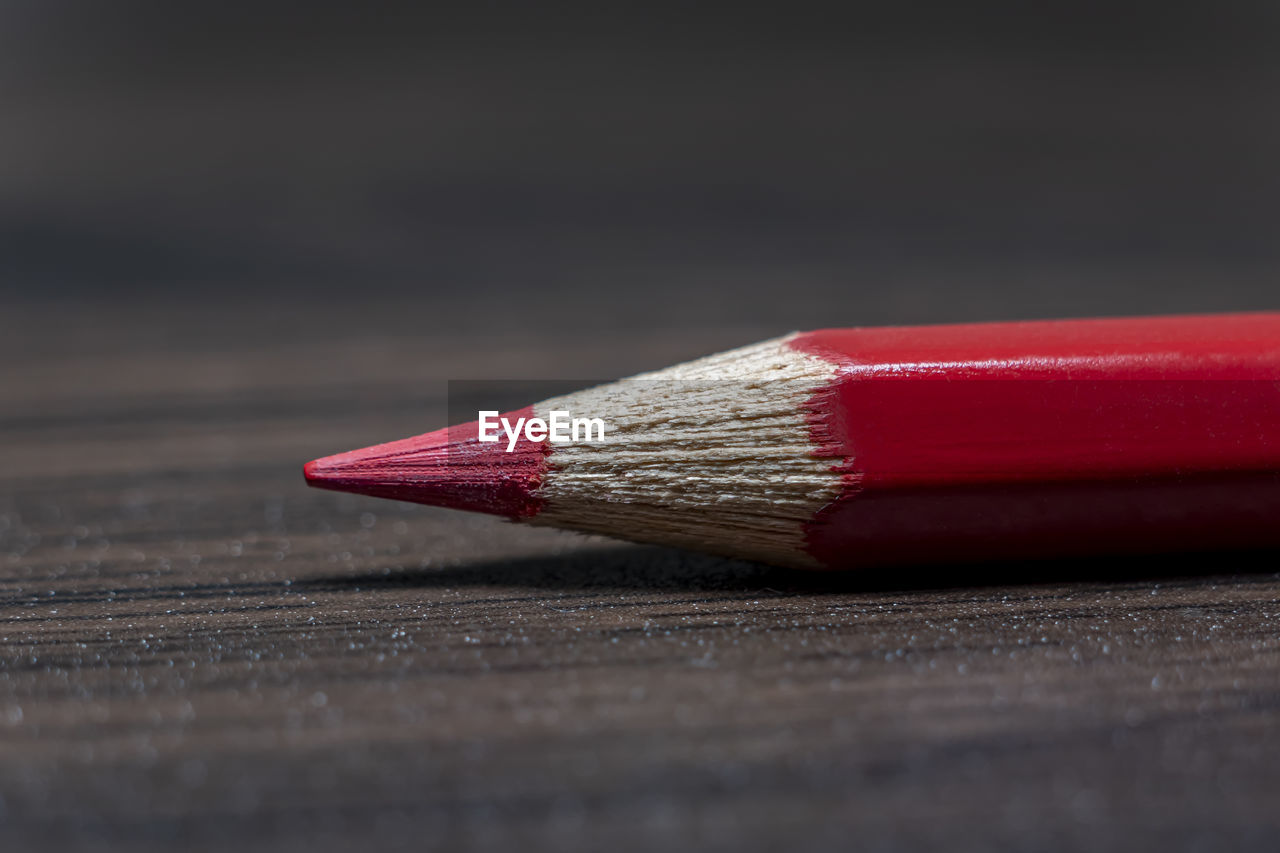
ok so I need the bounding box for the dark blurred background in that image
[3,0,1277,351]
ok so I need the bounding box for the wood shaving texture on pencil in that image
[529,335,845,567]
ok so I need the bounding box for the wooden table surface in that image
[3,300,1280,852]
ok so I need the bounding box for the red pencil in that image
[305,313,1280,568]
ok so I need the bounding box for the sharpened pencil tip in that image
[302,412,549,518]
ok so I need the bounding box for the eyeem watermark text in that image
[478,411,607,452]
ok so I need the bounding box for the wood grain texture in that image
[3,300,1280,853]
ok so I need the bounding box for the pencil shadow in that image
[300,544,1280,595]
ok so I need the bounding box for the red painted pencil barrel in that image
[792,313,1280,566]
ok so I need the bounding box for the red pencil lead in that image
[304,410,549,518]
